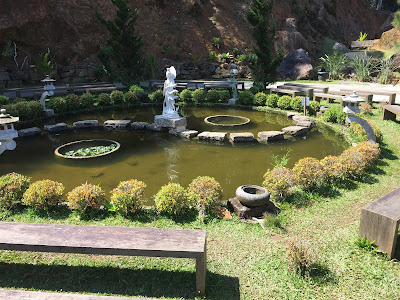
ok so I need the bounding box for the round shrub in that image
[0,173,30,208]
[0,95,10,106]
[179,89,193,103]
[110,90,124,105]
[339,148,367,178]
[149,89,164,103]
[124,91,140,104]
[322,106,347,124]
[206,89,220,103]
[254,92,268,106]
[249,83,264,94]
[353,141,380,166]
[320,155,345,182]
[98,93,111,106]
[292,157,324,188]
[290,96,303,112]
[79,93,95,108]
[192,88,206,103]
[266,94,279,107]
[110,179,147,215]
[67,183,106,212]
[49,96,68,113]
[26,101,43,119]
[23,180,64,209]
[129,84,145,94]
[277,95,292,110]
[154,183,187,215]
[307,101,320,116]
[65,94,80,110]
[262,167,296,201]
[187,176,223,211]
[218,89,230,102]
[350,121,383,144]
[13,97,26,103]
[237,90,255,105]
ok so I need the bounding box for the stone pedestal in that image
[154,115,187,131]
[43,109,54,117]
[227,197,280,219]
[228,98,237,106]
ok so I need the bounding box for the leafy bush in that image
[23,180,64,209]
[322,106,347,124]
[353,141,380,166]
[0,173,30,208]
[266,94,279,107]
[349,121,383,144]
[209,50,217,60]
[249,83,264,94]
[97,93,111,106]
[65,94,80,110]
[359,102,373,115]
[27,101,43,119]
[192,88,206,103]
[67,183,106,212]
[110,179,147,215]
[110,90,124,105]
[79,93,95,108]
[319,52,348,80]
[206,89,220,103]
[350,55,374,82]
[262,167,296,201]
[277,95,292,110]
[48,96,68,113]
[287,238,318,278]
[149,89,164,103]
[5,101,42,120]
[237,90,255,105]
[154,183,187,215]
[307,101,320,115]
[129,84,144,94]
[218,89,230,102]
[254,92,268,106]
[292,157,324,188]
[290,96,303,112]
[0,95,10,106]
[179,89,193,103]
[339,148,367,178]
[320,155,345,182]
[124,91,140,104]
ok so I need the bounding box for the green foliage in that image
[4,101,42,120]
[34,49,54,78]
[179,89,193,103]
[351,122,384,145]
[79,93,95,108]
[307,100,320,116]
[23,180,64,209]
[65,94,80,110]
[110,179,147,215]
[266,93,279,107]
[254,92,268,106]
[287,238,318,278]
[319,52,348,80]
[277,95,292,110]
[249,83,264,94]
[355,236,386,256]
[96,0,143,81]
[192,88,206,103]
[0,95,10,106]
[290,96,303,112]
[271,150,290,167]
[246,0,282,87]
[149,89,163,103]
[377,57,398,84]
[206,89,221,103]
[233,47,239,55]
[392,11,400,29]
[359,32,368,41]
[292,157,324,188]
[0,173,30,208]
[212,37,220,48]
[263,213,282,228]
[237,90,255,105]
[209,50,217,60]
[98,93,111,106]
[320,155,345,182]
[124,91,140,104]
[110,90,124,105]
[65,145,117,157]
[2,40,13,57]
[145,55,156,79]
[339,148,367,178]
[236,54,246,62]
[48,96,68,113]
[262,167,296,201]
[67,183,106,213]
[129,84,144,94]
[154,183,188,215]
[350,54,375,82]
[322,106,347,124]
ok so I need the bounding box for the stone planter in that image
[54,139,120,159]
[235,185,270,207]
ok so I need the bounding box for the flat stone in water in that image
[169,129,199,139]
[44,123,69,134]
[257,131,285,142]
[229,132,254,142]
[146,123,166,132]
[154,115,187,129]
[72,120,99,130]
[18,127,41,138]
[131,122,149,130]
[198,131,227,142]
[292,115,315,123]
[104,120,131,130]
[286,112,302,118]
[296,120,314,128]
[282,126,308,136]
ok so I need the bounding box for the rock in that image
[332,42,349,51]
[286,111,302,118]
[103,120,131,130]
[391,52,400,70]
[277,49,316,80]
[257,131,285,142]
[44,123,69,134]
[146,123,166,132]
[292,115,315,124]
[296,120,314,128]
[72,120,98,130]
[131,122,149,130]
[18,127,41,138]
[282,126,309,136]
[154,115,187,130]
[198,131,227,142]
[229,132,254,142]
[169,129,199,139]
[227,197,280,219]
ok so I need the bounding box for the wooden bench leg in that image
[196,246,206,295]
[383,109,396,121]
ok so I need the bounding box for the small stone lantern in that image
[40,75,56,116]
[0,108,19,155]
[342,91,364,114]
[228,64,238,105]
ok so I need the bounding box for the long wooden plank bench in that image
[339,88,397,104]
[313,92,343,103]
[359,187,400,258]
[383,93,400,121]
[277,85,313,98]
[269,87,301,97]
[283,83,329,93]
[0,222,207,295]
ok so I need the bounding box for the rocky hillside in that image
[0,0,393,70]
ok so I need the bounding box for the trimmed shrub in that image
[218,89,230,102]
[353,141,380,166]
[0,95,10,106]
[320,155,345,182]
[249,83,264,94]
[27,101,43,119]
[23,180,64,209]
[65,94,80,110]
[290,96,303,112]
[179,89,193,103]
[350,121,383,144]
[266,94,279,107]
[129,84,145,94]
[307,101,320,116]
[149,89,164,103]
[67,183,106,212]
[110,90,124,105]
[98,93,111,106]
[192,88,206,103]
[262,167,296,201]
[237,90,255,105]
[206,89,220,103]
[13,97,26,103]
[110,179,147,215]
[154,183,187,215]
[79,93,95,108]
[5,101,42,120]
[124,91,140,104]
[277,95,292,110]
[292,157,324,188]
[254,92,268,106]
[360,102,373,115]
[48,96,68,113]
[321,106,347,124]
[339,148,367,178]
[0,173,30,208]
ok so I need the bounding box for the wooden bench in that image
[336,90,373,105]
[313,92,343,103]
[277,85,314,98]
[269,87,301,97]
[339,88,397,104]
[0,222,207,295]
[359,187,400,258]
[283,83,329,93]
[383,93,400,120]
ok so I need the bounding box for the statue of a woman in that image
[162,66,179,118]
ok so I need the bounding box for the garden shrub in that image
[13,97,26,103]
[26,101,43,119]
[129,84,144,94]
[320,155,345,182]
[79,93,95,108]
[353,141,380,166]
[339,148,367,178]
[292,157,324,188]
[23,180,64,209]
[98,93,111,106]
[49,96,68,113]
[124,91,140,104]
[5,101,42,120]
[249,83,264,94]
[218,89,230,102]
[110,179,147,215]
[237,90,255,105]
[0,95,10,106]
[110,90,124,105]
[65,94,80,110]
[277,95,292,110]
[307,101,320,116]
[154,183,187,215]
[262,167,296,201]
[0,173,30,208]
[266,94,279,107]
[206,89,220,103]
[149,89,164,103]
[290,96,303,112]
[67,183,106,212]
[179,89,193,103]
[287,238,318,278]
[321,106,347,124]
[192,88,206,103]
[360,102,373,115]
[350,121,383,144]
[254,92,268,106]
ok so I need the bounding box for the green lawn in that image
[1,106,400,299]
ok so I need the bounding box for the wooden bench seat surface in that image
[363,188,400,221]
[384,104,400,115]
[0,222,206,258]
[314,92,343,98]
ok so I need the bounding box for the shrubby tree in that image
[392,0,400,29]
[246,0,283,88]
[96,0,143,82]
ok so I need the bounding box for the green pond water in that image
[0,107,349,200]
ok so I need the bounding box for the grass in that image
[1,104,400,299]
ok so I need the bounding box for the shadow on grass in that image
[380,142,398,161]
[285,185,342,208]
[308,262,338,285]
[0,262,239,300]
[25,205,72,220]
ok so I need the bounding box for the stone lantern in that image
[40,75,56,116]
[228,64,238,105]
[0,109,19,155]
[342,91,364,115]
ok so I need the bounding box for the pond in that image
[0,107,349,200]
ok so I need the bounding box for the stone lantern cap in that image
[41,75,56,83]
[0,109,19,125]
[343,91,364,103]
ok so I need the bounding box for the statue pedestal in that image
[228,98,237,106]
[43,109,55,117]
[154,115,187,131]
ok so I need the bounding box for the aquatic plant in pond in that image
[65,144,117,157]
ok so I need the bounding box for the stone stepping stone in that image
[169,129,199,139]
[131,122,149,130]
[44,123,69,134]
[154,116,187,129]
[72,120,98,130]
[292,115,315,123]
[257,131,284,142]
[18,127,41,138]
[198,131,227,142]
[286,112,302,118]
[104,120,131,130]
[296,120,314,128]
[282,126,308,136]
[229,132,254,142]
[146,123,166,132]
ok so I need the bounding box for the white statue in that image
[162,66,180,118]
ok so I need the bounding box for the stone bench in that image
[0,222,207,295]
[283,83,329,93]
[359,187,400,258]
[269,88,301,97]
[383,104,400,121]
[313,92,343,103]
[277,85,314,98]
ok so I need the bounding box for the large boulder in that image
[277,49,316,80]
